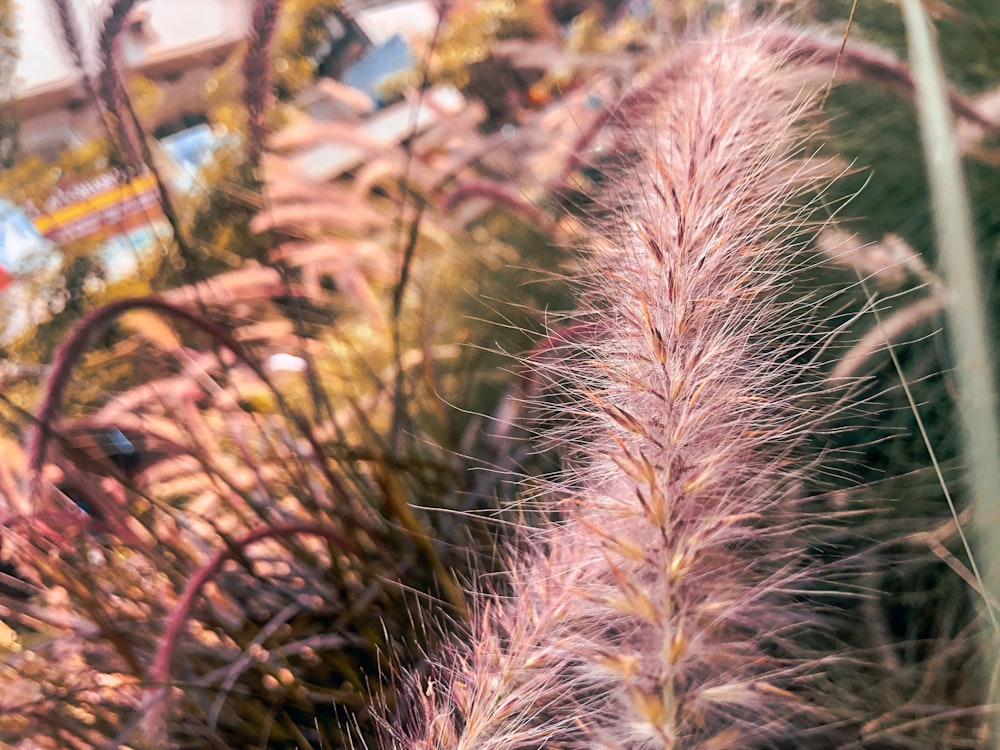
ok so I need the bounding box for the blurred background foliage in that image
[0,0,998,747]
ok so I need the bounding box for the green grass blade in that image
[900,0,1000,730]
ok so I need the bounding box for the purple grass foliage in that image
[389,24,861,750]
[28,296,276,477]
[26,294,364,528]
[149,521,356,689]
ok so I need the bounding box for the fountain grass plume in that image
[390,23,862,750]
[243,0,281,166]
[96,0,141,164]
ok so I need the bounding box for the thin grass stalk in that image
[900,0,1000,738]
[268,258,337,424]
[89,0,208,292]
[117,81,200,267]
[375,464,469,619]
[46,0,150,251]
[388,4,449,453]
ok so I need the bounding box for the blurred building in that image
[12,0,439,154]
[13,0,256,157]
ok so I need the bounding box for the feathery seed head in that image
[390,21,857,750]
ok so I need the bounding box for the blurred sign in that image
[24,169,165,246]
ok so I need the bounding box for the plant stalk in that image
[901,0,1000,730]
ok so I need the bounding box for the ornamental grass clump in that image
[2,1,998,748]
